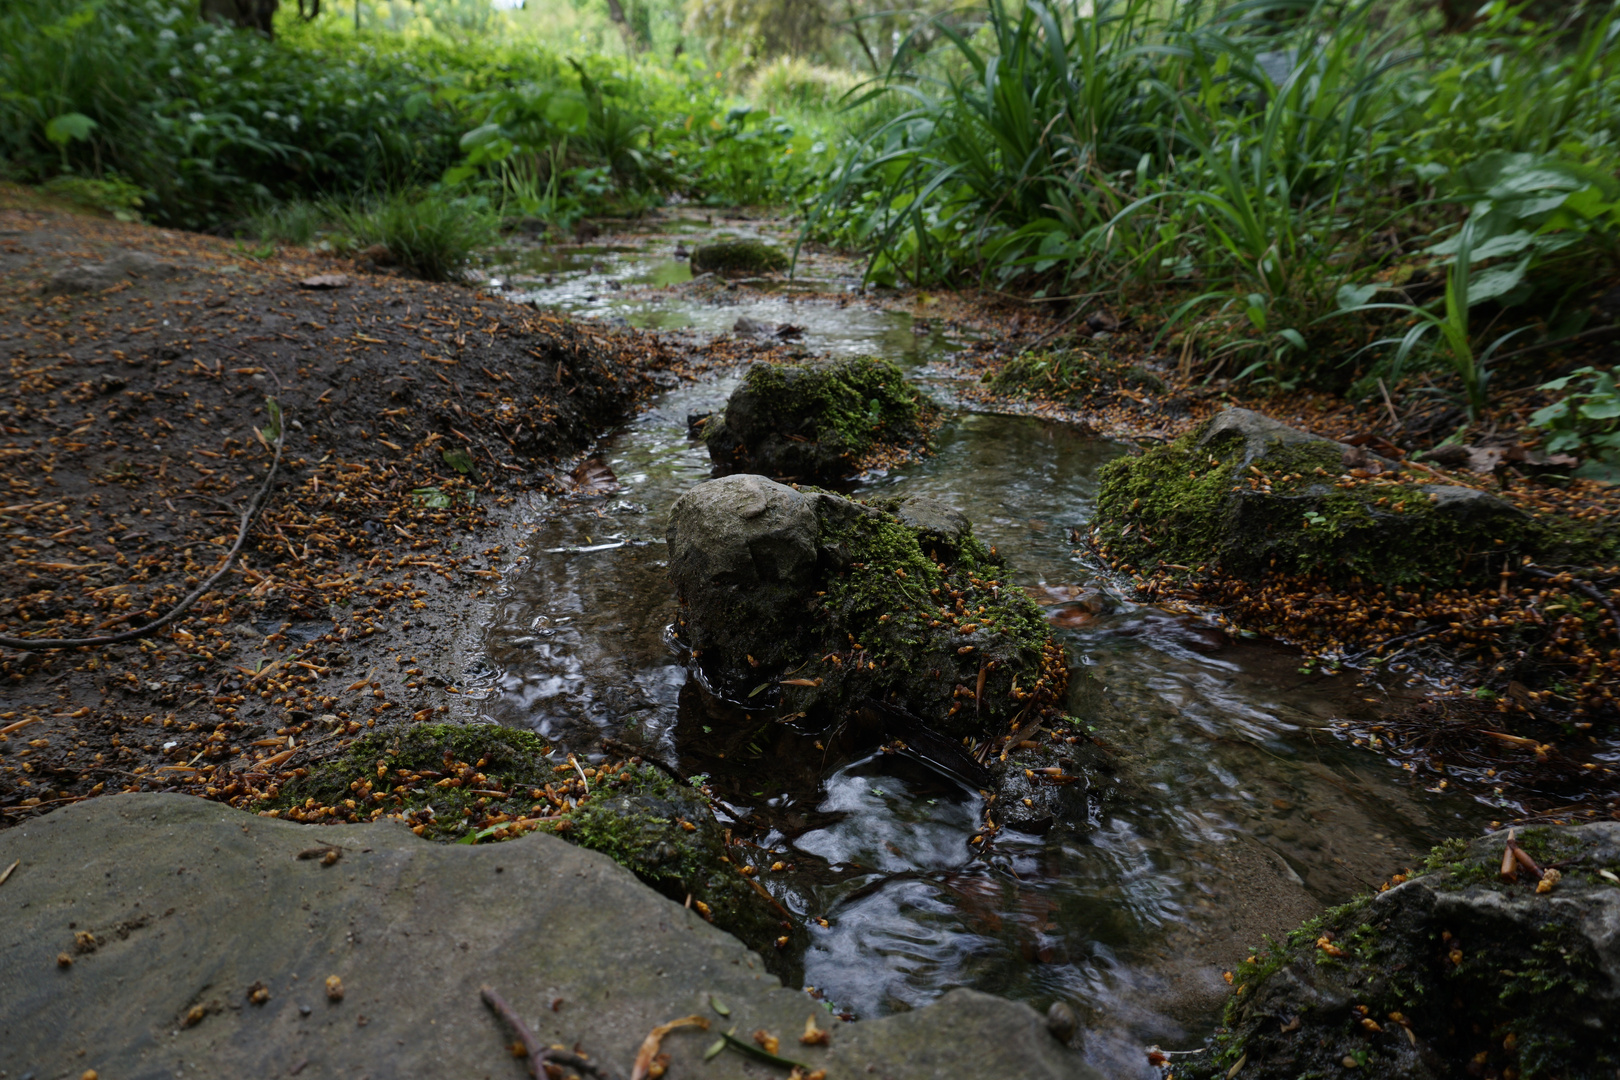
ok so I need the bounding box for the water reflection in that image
[475,236,1490,1077]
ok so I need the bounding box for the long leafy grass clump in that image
[810,0,1620,391]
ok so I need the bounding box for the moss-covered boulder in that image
[689,239,789,276]
[1096,408,1531,586]
[1190,823,1620,1080]
[268,723,789,954]
[703,357,937,481]
[666,475,1067,740]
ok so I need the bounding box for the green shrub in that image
[328,191,497,281]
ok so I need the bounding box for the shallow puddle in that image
[475,224,1491,1075]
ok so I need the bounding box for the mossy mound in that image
[666,475,1067,740]
[1189,823,1620,1080]
[986,347,1168,407]
[266,723,789,953]
[704,357,938,481]
[1095,408,1536,587]
[689,239,789,276]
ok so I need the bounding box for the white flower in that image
[189,111,204,123]
[169,65,182,78]
[158,28,176,41]
[287,115,301,131]
[216,66,230,76]
[193,41,205,53]
[263,110,280,121]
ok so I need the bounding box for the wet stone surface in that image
[0,793,1097,1080]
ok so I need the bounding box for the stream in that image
[468,214,1491,1075]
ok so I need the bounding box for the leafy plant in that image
[1530,366,1620,481]
[1334,221,1531,419]
[327,191,497,281]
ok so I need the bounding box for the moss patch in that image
[1095,423,1536,587]
[689,239,789,275]
[986,347,1166,407]
[705,356,939,481]
[1190,825,1620,1080]
[672,488,1067,740]
[265,724,790,955]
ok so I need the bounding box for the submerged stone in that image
[665,474,1067,740]
[1189,823,1620,1080]
[689,239,789,275]
[1095,407,1533,586]
[703,357,937,481]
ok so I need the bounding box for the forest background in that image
[4,0,1620,457]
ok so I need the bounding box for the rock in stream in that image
[702,356,937,481]
[0,793,1099,1079]
[1188,822,1620,1080]
[1094,407,1550,586]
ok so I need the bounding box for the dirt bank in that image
[0,194,798,826]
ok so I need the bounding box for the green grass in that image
[327,191,497,282]
[809,0,1620,401]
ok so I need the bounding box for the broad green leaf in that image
[44,112,97,147]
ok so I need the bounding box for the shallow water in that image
[474,223,1490,1074]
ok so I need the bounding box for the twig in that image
[0,419,285,651]
[480,985,619,1080]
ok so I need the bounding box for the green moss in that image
[1192,827,1620,1080]
[689,239,790,275]
[556,764,795,953]
[266,724,792,956]
[705,356,937,480]
[267,722,558,838]
[986,348,1166,406]
[1096,428,1533,587]
[774,496,1065,739]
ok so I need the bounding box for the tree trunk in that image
[602,0,647,51]
[199,0,280,37]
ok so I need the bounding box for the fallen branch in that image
[480,985,619,1080]
[0,414,286,652]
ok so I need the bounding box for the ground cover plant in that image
[809,0,1620,411]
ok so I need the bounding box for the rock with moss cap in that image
[271,723,789,960]
[703,357,937,481]
[1188,822,1620,1080]
[666,474,1067,740]
[689,239,789,276]
[1095,407,1533,586]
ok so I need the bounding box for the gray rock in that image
[44,250,184,295]
[0,793,1097,1080]
[1187,822,1620,1080]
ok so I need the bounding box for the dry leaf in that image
[299,274,350,289]
[630,1015,708,1080]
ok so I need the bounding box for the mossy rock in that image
[689,239,789,276]
[704,357,938,481]
[1095,408,1537,587]
[1189,822,1620,1080]
[267,723,789,957]
[666,475,1067,740]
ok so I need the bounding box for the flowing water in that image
[470,217,1490,1075]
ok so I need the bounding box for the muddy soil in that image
[0,196,802,824]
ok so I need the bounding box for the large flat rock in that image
[0,794,1095,1080]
